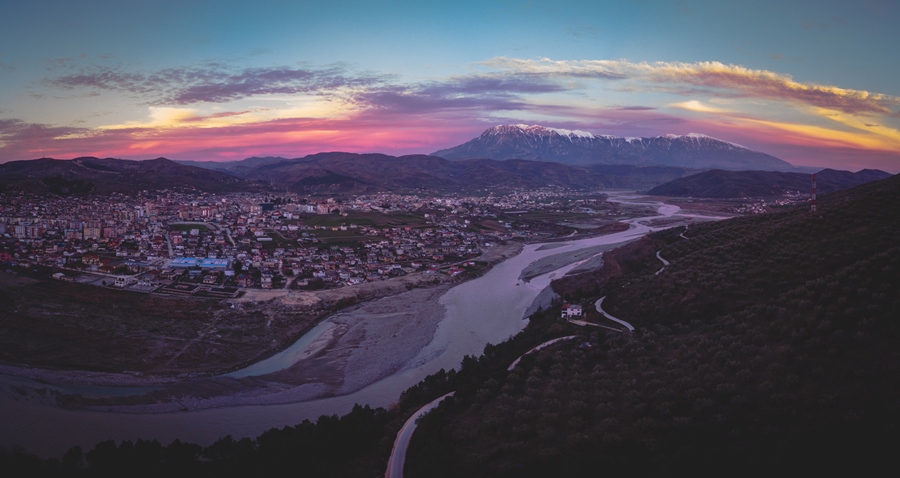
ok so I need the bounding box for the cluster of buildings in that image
[0,187,598,295]
[728,190,810,215]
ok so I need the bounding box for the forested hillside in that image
[4,175,898,477]
[404,174,900,477]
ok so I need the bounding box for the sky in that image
[1,0,899,171]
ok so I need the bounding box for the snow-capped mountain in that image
[432,124,796,171]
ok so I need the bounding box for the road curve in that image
[655,250,670,275]
[387,335,580,477]
[508,335,578,371]
[385,392,455,478]
[595,296,635,332]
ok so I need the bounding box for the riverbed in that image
[0,194,715,457]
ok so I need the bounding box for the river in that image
[0,195,707,457]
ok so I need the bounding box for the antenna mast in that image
[810,173,817,213]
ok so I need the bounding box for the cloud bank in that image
[2,57,896,171]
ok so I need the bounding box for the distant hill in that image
[646,168,893,198]
[177,156,290,176]
[225,152,695,192]
[432,124,796,171]
[0,157,266,194]
[1,154,696,195]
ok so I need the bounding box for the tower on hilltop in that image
[811,173,817,213]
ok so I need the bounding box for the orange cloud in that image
[0,115,481,162]
[485,58,900,117]
[669,100,732,114]
[738,117,900,151]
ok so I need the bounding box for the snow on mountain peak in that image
[484,125,748,150]
[685,133,747,149]
[546,127,595,139]
[657,133,746,149]
[500,124,596,139]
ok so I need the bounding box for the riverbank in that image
[519,240,636,282]
[0,243,523,406]
[1,197,702,458]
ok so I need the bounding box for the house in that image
[561,303,583,319]
[114,276,137,288]
[260,272,274,289]
[82,253,100,265]
[236,273,254,288]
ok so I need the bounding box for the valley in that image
[0,189,718,458]
[1,140,896,477]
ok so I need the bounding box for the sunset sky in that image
[1,0,899,171]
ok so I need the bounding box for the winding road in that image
[387,334,582,478]
[655,250,670,275]
[385,392,455,478]
[384,196,727,476]
[508,336,578,371]
[595,296,635,332]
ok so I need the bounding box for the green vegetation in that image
[4,176,899,476]
[502,211,592,222]
[311,229,371,243]
[261,230,294,247]
[294,211,427,229]
[168,224,210,232]
[41,176,95,196]
[401,174,900,477]
[0,405,398,477]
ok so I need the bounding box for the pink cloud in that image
[0,115,484,162]
[3,106,897,173]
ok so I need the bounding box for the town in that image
[0,187,622,297]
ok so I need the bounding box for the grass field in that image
[502,211,594,222]
[291,212,427,228]
[314,230,388,244]
[168,223,211,232]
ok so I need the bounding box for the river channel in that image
[0,195,710,457]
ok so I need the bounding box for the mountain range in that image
[180,153,697,193]
[6,164,897,475]
[4,125,887,196]
[0,154,694,195]
[432,124,796,171]
[646,168,893,198]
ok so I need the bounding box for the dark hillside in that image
[0,157,265,194]
[646,168,891,198]
[403,174,900,477]
[238,152,649,192]
[4,174,898,477]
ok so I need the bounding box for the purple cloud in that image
[47,64,392,105]
[418,74,566,96]
[0,119,83,141]
[351,73,567,116]
[354,87,530,115]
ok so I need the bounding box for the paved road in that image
[385,392,455,478]
[655,250,670,275]
[595,296,635,332]
[508,336,577,371]
[387,335,583,477]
